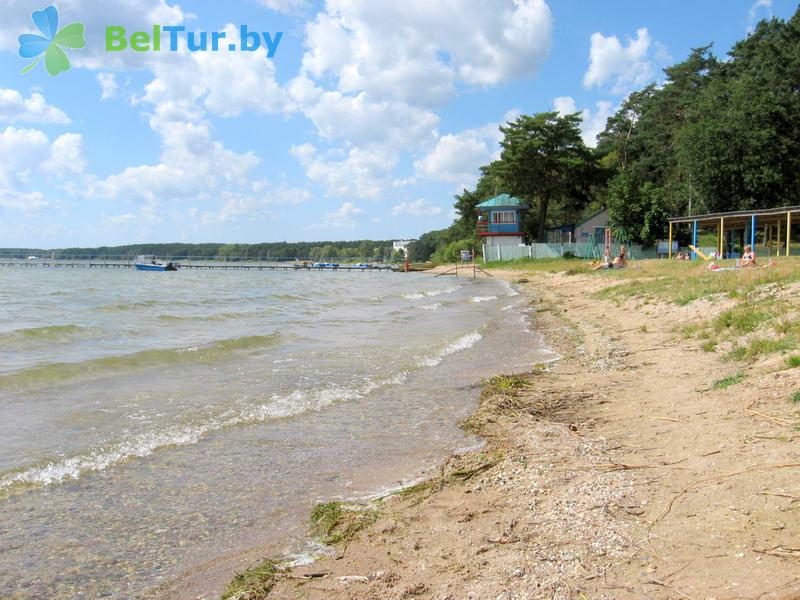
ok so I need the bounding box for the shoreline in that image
[233,263,800,600]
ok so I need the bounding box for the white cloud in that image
[93,118,259,204]
[311,201,364,229]
[748,0,773,33]
[305,91,438,147]
[552,96,577,115]
[291,143,397,199]
[255,0,310,14]
[0,127,86,212]
[552,96,614,147]
[412,111,517,189]
[0,126,86,188]
[47,133,88,180]
[0,190,52,213]
[97,73,119,100]
[414,130,494,189]
[210,191,279,224]
[139,24,287,118]
[583,28,655,94]
[300,0,553,106]
[391,199,442,216]
[0,89,70,124]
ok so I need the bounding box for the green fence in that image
[482,243,663,262]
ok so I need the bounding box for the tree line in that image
[411,8,800,262]
[0,241,402,261]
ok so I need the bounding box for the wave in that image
[402,285,461,301]
[156,311,258,323]
[0,333,281,391]
[99,297,243,312]
[418,302,442,311]
[0,324,89,345]
[470,295,498,303]
[424,285,461,297]
[417,331,482,367]
[0,371,407,494]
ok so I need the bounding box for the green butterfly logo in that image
[18,5,85,76]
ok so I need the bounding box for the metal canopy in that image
[668,205,800,224]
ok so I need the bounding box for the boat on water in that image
[133,256,178,271]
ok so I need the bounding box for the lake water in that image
[0,267,555,598]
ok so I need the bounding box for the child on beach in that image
[740,245,756,268]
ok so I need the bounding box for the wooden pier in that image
[0,260,398,272]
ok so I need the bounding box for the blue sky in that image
[0,0,795,247]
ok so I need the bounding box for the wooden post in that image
[787,211,792,257]
[668,222,673,259]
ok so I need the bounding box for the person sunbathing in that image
[740,245,756,268]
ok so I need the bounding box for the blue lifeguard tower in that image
[476,194,528,247]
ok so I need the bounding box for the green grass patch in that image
[790,391,800,404]
[785,355,800,368]
[590,258,800,306]
[713,372,746,389]
[222,559,279,600]
[310,501,379,545]
[713,306,772,334]
[727,337,796,362]
[701,340,718,352]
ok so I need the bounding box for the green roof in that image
[475,194,527,209]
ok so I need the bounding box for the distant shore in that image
[233,259,800,600]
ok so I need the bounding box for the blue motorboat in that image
[133,256,177,271]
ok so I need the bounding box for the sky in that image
[0,0,796,248]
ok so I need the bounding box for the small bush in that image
[785,355,800,369]
[790,391,800,404]
[713,372,745,389]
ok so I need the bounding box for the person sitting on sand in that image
[613,246,627,269]
[675,252,684,261]
[740,245,756,268]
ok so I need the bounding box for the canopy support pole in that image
[787,211,792,257]
[668,222,673,259]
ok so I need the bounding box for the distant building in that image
[476,194,528,246]
[393,239,415,254]
[546,208,609,244]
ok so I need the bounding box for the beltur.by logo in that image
[18,5,85,76]
[105,25,283,57]
[17,4,283,77]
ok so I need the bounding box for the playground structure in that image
[668,205,800,260]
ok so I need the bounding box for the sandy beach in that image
[241,263,800,600]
